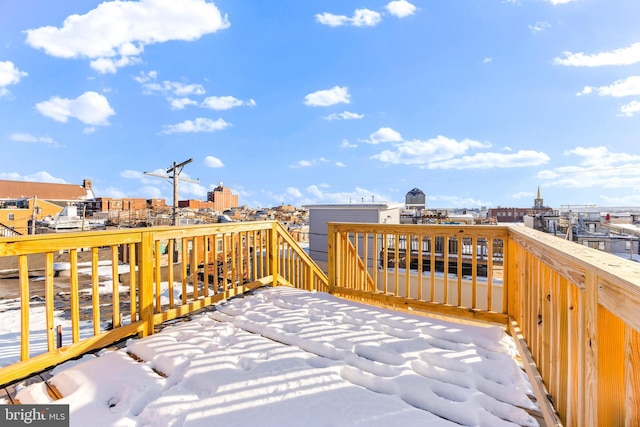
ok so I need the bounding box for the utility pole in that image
[30,195,38,235]
[144,158,198,226]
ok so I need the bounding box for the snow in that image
[3,286,540,426]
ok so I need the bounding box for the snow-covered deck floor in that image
[15,287,541,426]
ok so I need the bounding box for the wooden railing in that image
[327,222,640,427]
[0,221,327,386]
[3,220,640,426]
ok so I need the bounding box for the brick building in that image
[206,183,239,212]
[487,186,553,223]
[178,200,216,210]
[0,179,95,235]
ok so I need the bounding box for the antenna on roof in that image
[144,158,198,226]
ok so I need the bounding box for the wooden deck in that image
[1,287,550,426]
[1,221,639,425]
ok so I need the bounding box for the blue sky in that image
[1,0,640,209]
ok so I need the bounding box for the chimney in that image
[83,179,93,190]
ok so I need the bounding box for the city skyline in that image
[1,0,640,209]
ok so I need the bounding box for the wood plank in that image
[0,321,145,387]
[597,305,624,426]
[583,272,598,427]
[331,287,508,325]
[626,324,640,426]
[508,319,563,427]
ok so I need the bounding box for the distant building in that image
[207,182,239,212]
[405,188,426,211]
[488,186,553,223]
[0,197,65,235]
[89,197,148,213]
[178,200,216,210]
[0,178,95,204]
[0,178,95,235]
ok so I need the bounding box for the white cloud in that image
[366,127,403,144]
[322,111,364,121]
[620,100,640,117]
[529,21,550,33]
[290,158,329,168]
[121,170,145,179]
[512,192,535,199]
[315,9,381,27]
[599,194,640,205]
[286,187,302,198]
[537,146,640,189]
[352,9,382,26]
[578,76,640,97]
[135,72,206,96]
[10,133,56,145]
[35,91,115,125]
[0,61,27,97]
[385,1,417,18]
[161,117,230,134]
[427,150,550,169]
[169,97,198,110]
[370,134,492,165]
[335,161,346,167]
[482,57,493,64]
[204,156,224,168]
[366,130,547,171]
[340,139,357,149]
[98,186,128,198]
[201,96,256,110]
[315,13,350,27]
[178,173,207,198]
[25,0,230,74]
[554,42,640,67]
[304,86,350,107]
[291,160,312,168]
[0,171,66,183]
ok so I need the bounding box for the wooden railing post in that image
[327,223,335,293]
[583,271,598,427]
[138,230,155,337]
[270,223,279,285]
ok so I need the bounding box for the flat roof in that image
[303,202,404,209]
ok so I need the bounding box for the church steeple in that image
[534,186,544,209]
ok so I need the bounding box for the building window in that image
[626,241,632,250]
[8,214,14,221]
[598,241,605,251]
[583,240,589,247]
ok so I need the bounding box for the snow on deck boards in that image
[13,287,540,426]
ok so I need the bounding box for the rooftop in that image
[9,287,541,426]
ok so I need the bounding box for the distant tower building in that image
[206,182,239,211]
[534,186,544,209]
[405,188,426,211]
